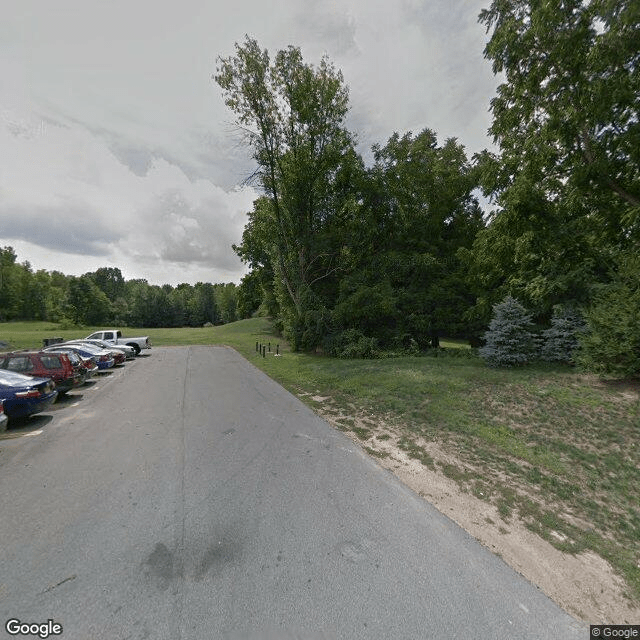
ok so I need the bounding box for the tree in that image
[215,37,359,349]
[236,271,263,319]
[466,0,639,334]
[214,283,238,324]
[190,282,219,326]
[578,252,640,377]
[0,247,20,321]
[540,305,586,364]
[462,173,608,327]
[479,296,538,367]
[90,267,125,301]
[66,275,112,325]
[334,129,483,348]
[479,0,640,244]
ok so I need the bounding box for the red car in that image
[43,348,96,383]
[0,351,82,395]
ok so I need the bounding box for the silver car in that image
[70,339,136,360]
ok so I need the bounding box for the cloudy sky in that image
[0,0,498,286]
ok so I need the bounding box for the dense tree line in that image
[221,0,639,375]
[217,39,484,353]
[0,251,241,328]
[3,0,637,377]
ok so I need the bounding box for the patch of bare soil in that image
[316,405,639,625]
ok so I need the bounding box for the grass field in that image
[2,317,639,605]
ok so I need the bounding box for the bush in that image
[479,296,537,367]
[322,329,380,359]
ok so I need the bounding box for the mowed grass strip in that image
[3,318,639,603]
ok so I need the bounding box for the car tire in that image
[127,343,141,355]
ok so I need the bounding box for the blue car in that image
[0,370,58,420]
[44,343,115,370]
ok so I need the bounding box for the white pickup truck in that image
[85,330,152,355]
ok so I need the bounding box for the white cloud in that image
[0,109,256,284]
[0,0,498,285]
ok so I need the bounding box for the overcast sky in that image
[0,0,498,286]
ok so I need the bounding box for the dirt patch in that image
[318,409,639,624]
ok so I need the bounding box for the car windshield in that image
[65,352,81,364]
[64,343,107,355]
[86,340,113,349]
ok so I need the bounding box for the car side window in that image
[104,332,113,340]
[40,356,61,369]
[7,357,34,372]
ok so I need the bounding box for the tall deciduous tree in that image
[479,0,640,240]
[215,37,359,349]
[336,129,483,348]
[467,0,639,344]
[0,246,20,321]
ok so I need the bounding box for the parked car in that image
[0,351,81,395]
[65,340,127,365]
[77,339,135,360]
[0,370,57,420]
[0,399,8,432]
[44,347,98,380]
[47,349,89,385]
[85,330,151,355]
[44,343,115,370]
[62,349,92,382]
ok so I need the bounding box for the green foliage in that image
[479,296,537,367]
[463,176,607,326]
[0,247,237,329]
[328,130,483,349]
[368,131,484,346]
[216,37,359,351]
[540,306,586,364]
[479,0,640,239]
[466,0,639,374]
[66,275,112,325]
[322,329,380,359]
[278,291,331,352]
[332,277,398,342]
[578,253,640,377]
[0,246,21,321]
[90,267,125,301]
[236,271,263,318]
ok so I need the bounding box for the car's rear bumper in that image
[5,391,58,419]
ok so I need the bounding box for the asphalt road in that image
[0,346,588,639]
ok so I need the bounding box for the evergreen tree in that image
[541,305,586,364]
[479,296,537,367]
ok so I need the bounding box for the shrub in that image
[322,329,380,359]
[479,296,537,367]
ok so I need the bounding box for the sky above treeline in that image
[0,0,498,286]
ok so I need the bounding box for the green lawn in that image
[2,317,639,604]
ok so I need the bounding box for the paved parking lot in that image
[0,347,586,639]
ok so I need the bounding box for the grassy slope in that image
[2,318,639,602]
